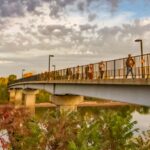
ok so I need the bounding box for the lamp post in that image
[135,39,144,78]
[52,65,56,80]
[22,69,25,78]
[48,55,54,73]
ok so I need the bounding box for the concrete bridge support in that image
[14,89,23,107]
[51,95,84,112]
[9,89,16,104]
[23,90,39,115]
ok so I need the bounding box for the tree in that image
[36,90,50,103]
[8,74,17,84]
[0,77,8,103]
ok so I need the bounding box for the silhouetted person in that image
[66,68,72,80]
[89,64,94,79]
[85,65,89,79]
[76,66,80,79]
[66,68,69,80]
[73,67,76,79]
[126,54,135,79]
[99,61,105,79]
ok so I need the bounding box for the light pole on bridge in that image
[48,55,54,73]
[135,39,144,78]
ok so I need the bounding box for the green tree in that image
[97,110,138,150]
[68,109,138,150]
[36,90,50,103]
[0,77,8,103]
[8,74,17,84]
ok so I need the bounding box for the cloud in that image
[0,60,13,64]
[88,13,97,22]
[0,0,150,76]
[0,0,24,17]
[79,24,97,32]
[26,0,41,12]
[77,2,85,11]
[0,0,149,20]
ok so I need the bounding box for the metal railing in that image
[13,53,150,84]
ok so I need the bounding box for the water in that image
[132,111,150,133]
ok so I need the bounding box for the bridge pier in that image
[9,89,16,104]
[23,89,39,115]
[14,89,23,107]
[51,95,84,112]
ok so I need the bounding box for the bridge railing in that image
[12,53,150,84]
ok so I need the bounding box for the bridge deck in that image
[9,78,150,88]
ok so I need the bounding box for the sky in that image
[0,0,150,77]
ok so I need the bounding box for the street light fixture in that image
[135,39,144,78]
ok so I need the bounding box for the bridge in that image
[8,53,150,112]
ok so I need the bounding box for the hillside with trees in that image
[0,75,17,104]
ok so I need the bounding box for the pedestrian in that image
[76,66,80,79]
[99,61,105,79]
[126,54,135,79]
[85,65,89,79]
[73,67,76,79]
[89,64,94,79]
[66,68,72,80]
[66,68,69,80]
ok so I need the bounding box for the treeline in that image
[0,77,8,103]
[0,75,17,104]
[0,75,50,104]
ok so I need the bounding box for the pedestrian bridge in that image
[9,53,150,107]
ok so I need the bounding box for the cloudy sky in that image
[0,0,150,77]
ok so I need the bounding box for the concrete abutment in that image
[9,89,16,104]
[14,89,23,107]
[9,89,39,115]
[23,89,39,115]
[51,95,84,112]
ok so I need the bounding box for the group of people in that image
[98,54,136,79]
[84,54,136,80]
[84,62,105,80]
[39,54,136,81]
[65,63,105,80]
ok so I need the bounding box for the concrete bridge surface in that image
[9,79,150,107]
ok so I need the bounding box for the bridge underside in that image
[9,81,150,106]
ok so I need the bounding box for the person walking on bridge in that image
[99,61,105,79]
[85,65,89,79]
[126,54,135,79]
[89,64,94,79]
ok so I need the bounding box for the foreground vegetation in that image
[0,106,150,150]
[0,77,9,104]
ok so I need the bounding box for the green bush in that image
[0,107,150,150]
[36,90,50,103]
[0,84,8,104]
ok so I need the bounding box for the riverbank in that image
[0,101,129,109]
